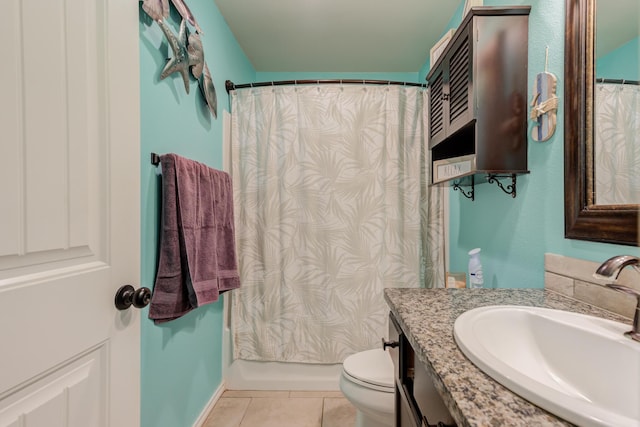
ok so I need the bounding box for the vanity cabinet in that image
[428,7,530,185]
[388,313,455,427]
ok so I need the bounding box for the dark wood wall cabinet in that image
[428,7,531,199]
[389,313,455,427]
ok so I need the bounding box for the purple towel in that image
[210,169,241,293]
[148,153,240,323]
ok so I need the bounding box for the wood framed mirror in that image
[564,0,639,246]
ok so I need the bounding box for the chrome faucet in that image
[595,255,640,342]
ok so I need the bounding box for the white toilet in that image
[339,348,395,427]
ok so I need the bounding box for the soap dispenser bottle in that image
[468,248,484,289]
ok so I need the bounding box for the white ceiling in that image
[595,0,640,57]
[214,1,640,72]
[214,0,461,72]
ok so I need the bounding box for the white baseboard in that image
[193,381,226,427]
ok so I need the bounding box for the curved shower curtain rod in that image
[596,78,640,86]
[225,79,428,93]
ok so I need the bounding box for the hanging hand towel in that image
[210,169,241,293]
[148,154,193,323]
[148,153,240,323]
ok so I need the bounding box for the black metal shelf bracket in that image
[453,175,474,201]
[487,174,517,198]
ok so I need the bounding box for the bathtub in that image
[222,297,342,391]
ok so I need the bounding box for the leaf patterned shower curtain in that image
[228,84,444,364]
[594,83,640,205]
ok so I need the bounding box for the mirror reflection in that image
[594,0,640,205]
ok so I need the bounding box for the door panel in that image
[0,346,106,427]
[0,0,140,425]
[0,0,99,273]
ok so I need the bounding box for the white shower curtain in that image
[228,84,444,364]
[594,83,640,205]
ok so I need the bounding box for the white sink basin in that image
[454,305,640,427]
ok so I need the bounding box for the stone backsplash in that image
[544,253,639,319]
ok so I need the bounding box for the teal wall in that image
[596,36,640,80]
[136,1,640,424]
[444,1,639,288]
[139,2,254,426]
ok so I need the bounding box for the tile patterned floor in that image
[203,390,357,427]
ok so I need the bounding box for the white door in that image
[0,0,140,426]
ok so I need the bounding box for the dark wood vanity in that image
[389,313,455,427]
[384,288,633,427]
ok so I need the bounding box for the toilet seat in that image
[342,349,394,392]
[343,370,395,393]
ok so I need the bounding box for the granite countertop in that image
[383,288,631,427]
